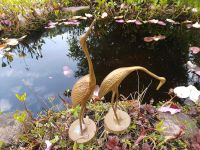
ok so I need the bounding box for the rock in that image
[0,112,25,146]
[157,112,198,139]
[61,6,90,14]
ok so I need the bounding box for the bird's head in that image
[156,77,166,90]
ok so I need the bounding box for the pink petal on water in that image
[195,71,200,76]
[135,20,142,25]
[144,37,154,42]
[189,46,200,54]
[115,19,125,23]
[157,21,166,26]
[63,20,80,25]
[186,24,193,29]
[63,66,73,77]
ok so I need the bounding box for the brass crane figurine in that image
[68,19,97,143]
[98,66,166,133]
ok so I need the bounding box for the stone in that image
[0,112,24,146]
[157,112,198,139]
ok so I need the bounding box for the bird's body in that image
[71,74,96,106]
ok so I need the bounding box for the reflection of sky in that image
[0,32,78,113]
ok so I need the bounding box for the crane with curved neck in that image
[98,66,166,130]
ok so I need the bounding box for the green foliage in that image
[50,135,59,144]
[0,111,3,115]
[69,105,81,118]
[13,110,27,123]
[16,92,27,103]
[155,120,166,133]
[0,141,4,149]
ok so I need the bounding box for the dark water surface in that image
[0,21,200,114]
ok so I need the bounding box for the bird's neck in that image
[82,41,96,82]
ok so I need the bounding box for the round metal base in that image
[104,108,131,134]
[68,117,96,143]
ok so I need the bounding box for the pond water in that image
[0,21,200,114]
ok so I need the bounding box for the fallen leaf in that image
[189,46,200,54]
[101,12,108,18]
[158,105,181,115]
[195,71,200,76]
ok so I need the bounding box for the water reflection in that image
[0,21,200,114]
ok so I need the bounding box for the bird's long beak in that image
[156,77,166,90]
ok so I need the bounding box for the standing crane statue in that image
[98,66,166,133]
[68,19,97,143]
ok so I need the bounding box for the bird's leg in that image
[79,104,84,135]
[114,88,119,110]
[81,104,86,124]
[111,91,120,124]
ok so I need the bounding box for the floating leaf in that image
[115,19,125,23]
[195,71,200,76]
[45,25,56,29]
[126,19,136,23]
[189,46,200,54]
[157,21,166,26]
[148,19,159,24]
[0,44,7,50]
[192,22,200,28]
[135,20,142,25]
[85,13,93,18]
[101,12,108,18]
[186,24,193,29]
[114,16,123,19]
[144,37,154,42]
[144,35,166,42]
[63,20,80,26]
[18,35,27,41]
[5,38,19,46]
[71,16,87,20]
[182,20,192,24]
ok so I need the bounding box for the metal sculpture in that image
[68,19,97,143]
[98,66,166,133]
